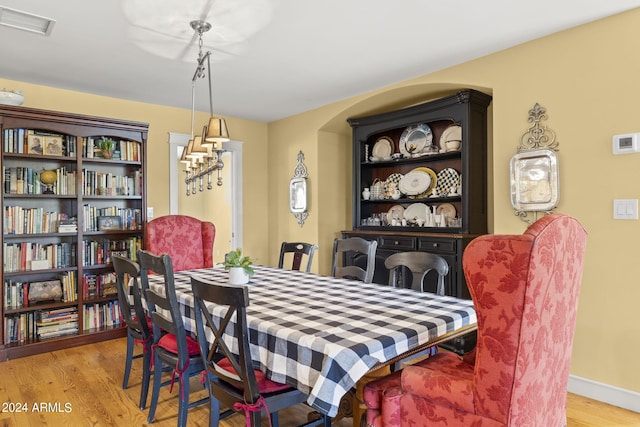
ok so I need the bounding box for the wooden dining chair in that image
[384,251,449,295]
[112,254,152,410]
[278,242,318,272]
[138,250,208,427]
[331,237,378,283]
[191,276,331,427]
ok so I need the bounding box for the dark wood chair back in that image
[278,242,318,272]
[384,251,449,295]
[112,255,148,338]
[191,276,330,426]
[331,237,378,283]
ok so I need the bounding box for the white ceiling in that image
[1,0,639,122]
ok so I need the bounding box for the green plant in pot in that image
[98,138,115,159]
[224,248,255,285]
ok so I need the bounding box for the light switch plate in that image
[147,207,154,218]
[613,199,638,220]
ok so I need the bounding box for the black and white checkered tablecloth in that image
[146,265,476,417]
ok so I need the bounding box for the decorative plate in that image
[439,124,462,152]
[399,124,433,156]
[435,168,460,196]
[372,136,393,159]
[385,172,403,190]
[398,170,432,196]
[436,203,457,220]
[403,203,428,222]
[387,205,405,224]
[408,167,436,197]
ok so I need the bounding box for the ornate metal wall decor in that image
[289,151,309,227]
[510,103,560,224]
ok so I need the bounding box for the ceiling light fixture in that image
[0,6,55,36]
[182,19,230,196]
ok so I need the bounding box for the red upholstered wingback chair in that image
[145,215,215,272]
[365,213,587,427]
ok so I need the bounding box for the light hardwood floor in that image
[0,337,638,426]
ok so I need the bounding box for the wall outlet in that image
[147,207,154,218]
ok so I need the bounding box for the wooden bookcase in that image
[0,105,148,361]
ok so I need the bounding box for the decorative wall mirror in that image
[510,103,560,224]
[290,151,309,227]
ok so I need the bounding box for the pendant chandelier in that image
[180,20,230,196]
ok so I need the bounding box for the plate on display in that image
[439,125,462,152]
[372,136,393,159]
[399,124,433,156]
[385,173,403,190]
[435,168,460,196]
[403,203,428,222]
[408,167,436,197]
[398,170,432,196]
[436,203,457,220]
[387,205,405,224]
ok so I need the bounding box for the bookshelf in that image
[0,105,147,360]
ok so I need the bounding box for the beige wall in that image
[268,10,640,394]
[2,6,639,395]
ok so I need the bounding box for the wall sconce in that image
[290,151,309,227]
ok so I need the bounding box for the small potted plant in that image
[98,137,116,159]
[224,248,255,285]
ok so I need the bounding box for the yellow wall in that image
[2,7,639,395]
[268,10,640,393]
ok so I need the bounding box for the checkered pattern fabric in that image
[146,266,476,417]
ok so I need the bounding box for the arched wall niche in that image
[312,82,493,274]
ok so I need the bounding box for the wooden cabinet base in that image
[0,327,126,361]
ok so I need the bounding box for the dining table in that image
[145,265,477,422]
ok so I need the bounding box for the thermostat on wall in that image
[612,132,640,154]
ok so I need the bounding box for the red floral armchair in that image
[364,213,587,426]
[145,215,215,272]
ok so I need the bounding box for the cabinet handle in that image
[394,241,399,245]
[433,243,439,248]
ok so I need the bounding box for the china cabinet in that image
[0,105,147,360]
[345,89,491,351]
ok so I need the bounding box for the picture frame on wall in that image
[97,216,122,231]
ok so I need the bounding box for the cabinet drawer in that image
[418,238,456,253]
[378,236,416,250]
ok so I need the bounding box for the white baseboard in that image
[568,375,640,413]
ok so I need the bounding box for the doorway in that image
[168,132,243,263]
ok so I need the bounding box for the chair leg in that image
[147,356,163,424]
[139,347,151,409]
[177,371,190,427]
[250,409,262,427]
[123,332,135,389]
[271,411,279,427]
[208,385,220,427]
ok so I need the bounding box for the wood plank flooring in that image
[0,337,638,426]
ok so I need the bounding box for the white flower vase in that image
[229,267,250,285]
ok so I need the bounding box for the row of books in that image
[2,129,141,162]
[4,307,79,343]
[3,272,77,309]
[3,166,76,195]
[83,301,122,331]
[3,167,141,197]
[82,137,141,162]
[3,241,76,273]
[81,237,142,266]
[37,307,79,339]
[82,205,142,231]
[82,170,142,196]
[81,272,117,300]
[2,129,77,157]
[3,207,72,235]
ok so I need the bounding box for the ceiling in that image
[1,1,639,122]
